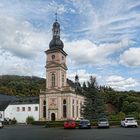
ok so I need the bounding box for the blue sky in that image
[0,0,140,91]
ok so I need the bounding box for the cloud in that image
[0,16,48,59]
[120,48,140,66]
[0,48,46,77]
[65,38,131,67]
[70,0,140,43]
[106,75,138,91]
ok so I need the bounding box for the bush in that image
[127,112,140,120]
[108,112,125,121]
[11,118,17,124]
[32,121,46,125]
[26,116,35,124]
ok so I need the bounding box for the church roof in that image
[49,38,64,50]
[0,101,10,111]
[0,93,16,101]
[0,94,38,110]
[0,94,16,111]
[67,79,75,88]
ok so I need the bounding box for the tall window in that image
[43,100,46,118]
[76,101,79,117]
[51,74,55,87]
[80,101,83,116]
[76,106,79,118]
[62,74,64,87]
[72,99,75,118]
[63,99,67,118]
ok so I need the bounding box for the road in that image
[0,125,140,140]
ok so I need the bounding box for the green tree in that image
[82,76,105,119]
[26,116,35,124]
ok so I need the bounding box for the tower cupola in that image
[49,13,64,50]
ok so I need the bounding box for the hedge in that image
[32,120,124,128]
[32,118,140,128]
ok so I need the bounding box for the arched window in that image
[51,74,55,87]
[63,99,67,118]
[43,100,46,118]
[62,74,64,87]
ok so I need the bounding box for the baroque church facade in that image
[39,18,85,121]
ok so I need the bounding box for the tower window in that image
[62,74,64,86]
[51,73,55,87]
[52,55,55,60]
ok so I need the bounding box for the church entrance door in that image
[51,113,55,121]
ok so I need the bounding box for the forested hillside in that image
[0,75,46,97]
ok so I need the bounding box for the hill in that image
[0,75,46,97]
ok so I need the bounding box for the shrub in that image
[108,112,125,121]
[26,116,35,124]
[11,118,17,124]
[32,121,46,125]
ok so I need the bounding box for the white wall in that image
[5,104,39,123]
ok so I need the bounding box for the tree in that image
[122,101,129,113]
[81,76,105,119]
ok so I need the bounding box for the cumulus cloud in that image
[0,16,48,59]
[0,49,46,77]
[65,38,131,66]
[0,14,49,76]
[106,75,138,91]
[120,48,140,66]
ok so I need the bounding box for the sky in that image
[0,0,140,91]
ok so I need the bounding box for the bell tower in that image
[45,15,67,90]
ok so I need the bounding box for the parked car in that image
[79,119,91,129]
[64,120,76,129]
[97,118,109,128]
[0,121,4,128]
[121,117,138,128]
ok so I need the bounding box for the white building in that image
[4,97,39,123]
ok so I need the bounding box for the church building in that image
[39,17,85,121]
